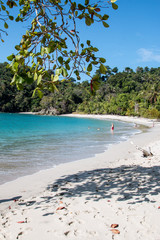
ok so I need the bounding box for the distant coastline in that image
[19,112,158,128]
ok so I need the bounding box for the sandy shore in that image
[0,115,160,240]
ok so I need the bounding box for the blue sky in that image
[0,0,160,74]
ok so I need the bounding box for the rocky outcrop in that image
[37,107,60,115]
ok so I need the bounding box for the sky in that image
[0,0,160,75]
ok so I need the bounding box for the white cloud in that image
[137,48,160,63]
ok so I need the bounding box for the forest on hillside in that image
[0,62,160,118]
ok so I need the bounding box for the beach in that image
[0,114,160,240]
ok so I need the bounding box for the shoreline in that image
[62,113,158,127]
[20,111,158,127]
[0,115,160,239]
[0,113,151,186]
[0,113,143,185]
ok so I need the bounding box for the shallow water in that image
[0,113,140,184]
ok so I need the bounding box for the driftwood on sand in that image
[141,147,153,158]
[131,142,153,158]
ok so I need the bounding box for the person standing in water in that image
[111,123,114,131]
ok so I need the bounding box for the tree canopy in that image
[0,0,118,97]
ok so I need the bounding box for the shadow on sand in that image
[0,196,22,204]
[46,165,160,204]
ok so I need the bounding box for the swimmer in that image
[111,123,114,131]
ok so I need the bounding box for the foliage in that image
[0,0,17,42]
[0,0,118,94]
[0,63,160,119]
[0,62,40,112]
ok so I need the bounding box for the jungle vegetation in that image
[0,62,160,119]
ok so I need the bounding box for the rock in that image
[37,107,60,115]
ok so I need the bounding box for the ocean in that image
[0,113,140,184]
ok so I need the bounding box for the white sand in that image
[0,115,160,240]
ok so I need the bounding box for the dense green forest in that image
[0,62,160,118]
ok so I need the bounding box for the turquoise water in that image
[0,113,139,184]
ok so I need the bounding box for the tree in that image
[124,67,133,74]
[136,66,144,74]
[0,0,118,96]
[112,67,118,74]
[0,0,17,42]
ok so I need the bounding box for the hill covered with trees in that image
[0,62,160,118]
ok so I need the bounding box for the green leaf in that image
[15,45,21,50]
[111,0,117,3]
[53,64,56,70]
[92,61,98,65]
[74,70,79,76]
[75,10,78,16]
[41,47,45,56]
[58,56,63,64]
[37,89,43,99]
[94,12,102,19]
[46,47,51,54]
[86,56,90,62]
[15,16,20,22]
[56,68,62,75]
[4,22,8,29]
[10,74,16,85]
[62,67,68,77]
[31,62,36,69]
[34,72,38,81]
[112,3,118,10]
[99,57,106,63]
[102,21,109,28]
[85,17,92,26]
[12,62,19,72]
[94,8,100,12]
[102,14,109,20]
[71,2,76,12]
[51,74,54,81]
[1,5,6,11]
[100,64,107,74]
[85,0,89,5]
[37,57,43,65]
[92,47,99,52]
[7,54,15,61]
[87,40,91,46]
[32,88,37,97]
[37,74,42,85]
[15,55,22,61]
[53,75,59,82]
[9,15,14,20]
[78,4,85,10]
[65,63,70,70]
[16,82,23,91]
[7,0,17,8]
[78,14,84,19]
[87,63,92,72]
[51,83,59,92]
